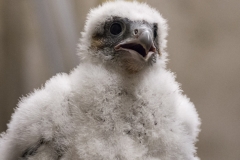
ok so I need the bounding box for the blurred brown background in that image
[0,0,239,159]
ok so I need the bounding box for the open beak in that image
[114,27,157,60]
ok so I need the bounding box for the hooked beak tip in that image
[114,28,159,58]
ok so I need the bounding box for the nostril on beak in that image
[134,29,138,35]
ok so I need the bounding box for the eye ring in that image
[110,22,123,36]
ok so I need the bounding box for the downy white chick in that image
[0,1,201,160]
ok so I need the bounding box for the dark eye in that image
[153,24,158,38]
[110,22,122,35]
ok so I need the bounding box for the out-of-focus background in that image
[0,0,239,159]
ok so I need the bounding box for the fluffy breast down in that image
[67,63,199,159]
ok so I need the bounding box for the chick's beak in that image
[138,29,154,53]
[114,26,157,60]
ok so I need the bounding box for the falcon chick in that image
[0,1,200,160]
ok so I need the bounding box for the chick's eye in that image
[110,22,122,35]
[153,24,158,38]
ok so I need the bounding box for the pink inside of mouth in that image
[115,43,157,58]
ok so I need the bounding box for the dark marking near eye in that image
[91,39,104,49]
